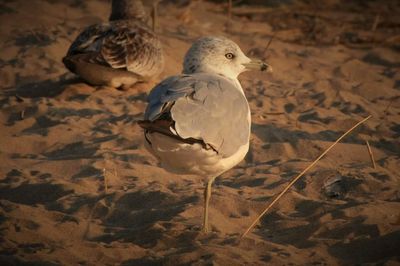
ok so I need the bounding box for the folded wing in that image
[65,21,162,76]
[141,73,250,158]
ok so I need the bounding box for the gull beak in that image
[243,58,272,73]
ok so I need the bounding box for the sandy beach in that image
[0,0,399,265]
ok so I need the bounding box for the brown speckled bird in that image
[63,0,164,90]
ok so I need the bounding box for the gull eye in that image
[225,53,235,60]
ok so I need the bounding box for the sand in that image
[0,0,399,265]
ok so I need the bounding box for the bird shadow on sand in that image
[262,211,398,264]
[256,201,385,260]
[78,190,199,248]
[255,181,399,264]
[252,122,399,154]
[328,230,400,264]
[252,123,362,145]
[0,169,75,214]
[15,176,201,249]
[3,73,84,98]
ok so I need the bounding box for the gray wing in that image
[65,21,162,74]
[144,73,250,158]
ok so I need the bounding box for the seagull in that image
[139,36,271,232]
[63,0,164,90]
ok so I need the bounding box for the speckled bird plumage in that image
[63,0,164,88]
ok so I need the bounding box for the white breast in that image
[144,131,250,178]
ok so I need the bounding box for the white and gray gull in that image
[139,36,271,232]
[63,0,164,90]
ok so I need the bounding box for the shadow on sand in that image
[4,73,82,98]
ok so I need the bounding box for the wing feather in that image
[65,20,163,76]
[143,73,250,157]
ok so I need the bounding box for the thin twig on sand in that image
[265,112,284,115]
[240,115,372,239]
[82,194,107,240]
[82,201,99,240]
[83,166,114,240]
[264,34,275,53]
[371,14,380,32]
[83,165,114,240]
[228,0,232,22]
[103,168,108,194]
[365,140,376,169]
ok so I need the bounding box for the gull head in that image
[183,36,271,79]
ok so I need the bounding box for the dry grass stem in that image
[365,140,376,169]
[371,14,380,32]
[15,94,24,102]
[264,34,275,53]
[228,0,232,21]
[264,112,284,115]
[103,168,108,193]
[82,200,99,240]
[83,165,112,240]
[240,115,372,239]
[114,167,118,179]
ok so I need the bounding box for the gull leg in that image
[202,178,215,233]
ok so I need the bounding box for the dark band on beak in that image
[243,59,272,72]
